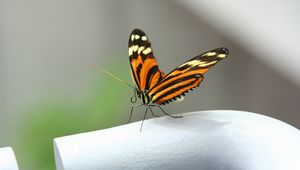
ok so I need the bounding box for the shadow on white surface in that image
[54,110,300,170]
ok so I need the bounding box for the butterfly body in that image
[128,29,228,126]
[135,88,151,105]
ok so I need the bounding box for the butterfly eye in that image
[130,95,137,103]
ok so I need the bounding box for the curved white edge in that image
[53,110,300,170]
[0,147,19,170]
[54,142,64,170]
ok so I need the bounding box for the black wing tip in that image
[131,28,146,36]
[129,28,149,46]
[215,47,229,55]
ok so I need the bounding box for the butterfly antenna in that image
[89,64,135,89]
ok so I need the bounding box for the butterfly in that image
[127,29,228,129]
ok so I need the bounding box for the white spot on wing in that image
[138,46,144,54]
[180,59,218,68]
[173,96,184,103]
[129,47,133,56]
[180,60,200,67]
[142,47,152,55]
[141,36,147,41]
[132,45,138,52]
[131,35,135,41]
[135,35,140,39]
[204,52,217,56]
[199,60,217,67]
[218,54,226,58]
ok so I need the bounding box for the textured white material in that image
[54,110,300,170]
[0,147,19,170]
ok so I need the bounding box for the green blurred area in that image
[13,62,130,170]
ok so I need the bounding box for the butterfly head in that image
[130,88,150,105]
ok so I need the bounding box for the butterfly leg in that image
[128,104,143,123]
[140,107,148,132]
[147,105,160,117]
[156,105,183,118]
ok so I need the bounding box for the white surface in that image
[0,147,19,170]
[54,110,300,170]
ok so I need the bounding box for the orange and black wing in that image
[129,29,165,91]
[148,48,229,105]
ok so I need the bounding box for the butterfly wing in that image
[129,29,165,91]
[148,48,229,105]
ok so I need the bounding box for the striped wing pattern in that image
[128,29,165,91]
[128,28,228,105]
[148,48,229,105]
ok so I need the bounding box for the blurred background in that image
[0,0,299,169]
